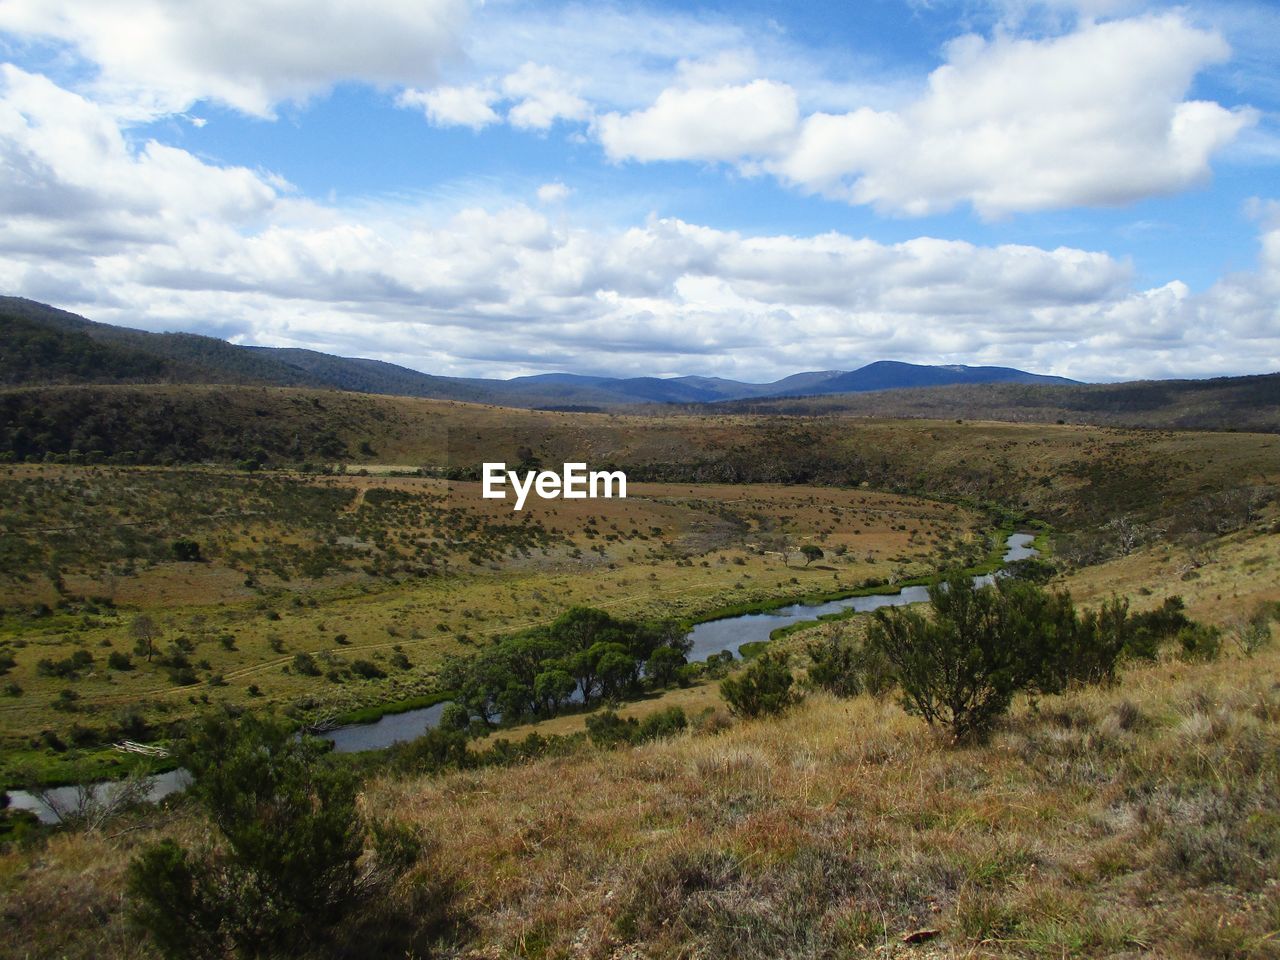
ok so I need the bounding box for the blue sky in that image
[0,0,1277,382]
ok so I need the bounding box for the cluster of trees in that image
[438,608,692,727]
[0,389,348,465]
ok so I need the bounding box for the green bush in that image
[586,706,688,748]
[1177,623,1222,662]
[127,713,446,958]
[351,659,386,680]
[1125,596,1191,660]
[805,637,859,698]
[868,575,1129,742]
[720,652,799,719]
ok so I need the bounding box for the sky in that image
[0,0,1277,383]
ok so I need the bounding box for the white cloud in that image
[536,182,571,204]
[598,80,799,163]
[0,65,280,255]
[399,85,499,130]
[777,14,1257,217]
[590,13,1254,217]
[500,63,592,131]
[0,68,1276,382]
[0,0,470,117]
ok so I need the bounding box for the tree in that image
[533,668,577,714]
[645,645,685,687]
[720,652,799,718]
[130,614,160,662]
[800,544,824,566]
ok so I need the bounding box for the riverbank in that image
[683,521,1024,629]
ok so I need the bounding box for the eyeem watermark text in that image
[482,462,627,510]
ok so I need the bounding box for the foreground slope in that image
[4,630,1279,959]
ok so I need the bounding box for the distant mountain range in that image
[1,296,1077,407]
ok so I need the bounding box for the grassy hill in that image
[5,596,1279,959]
[3,384,1276,530]
[710,374,1280,433]
[0,382,1277,959]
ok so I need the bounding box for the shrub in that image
[392,727,472,775]
[870,576,1133,742]
[128,714,443,958]
[585,709,637,748]
[291,652,321,676]
[720,653,799,719]
[1177,623,1222,662]
[638,705,688,741]
[586,706,688,748]
[1125,596,1191,660]
[804,635,865,698]
[438,702,471,732]
[351,659,386,680]
[170,539,201,562]
[870,576,1013,741]
[1232,603,1275,658]
[108,651,134,671]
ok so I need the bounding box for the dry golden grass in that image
[5,634,1278,960]
[373,644,1280,959]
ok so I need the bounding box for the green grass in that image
[327,691,456,727]
[0,743,178,792]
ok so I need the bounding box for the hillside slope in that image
[6,634,1279,959]
[2,384,1277,532]
[1,297,1074,406]
[712,374,1280,432]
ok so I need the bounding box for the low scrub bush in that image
[868,576,1130,742]
[586,706,688,748]
[720,652,799,719]
[127,713,455,958]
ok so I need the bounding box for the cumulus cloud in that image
[0,65,280,256]
[0,68,1275,382]
[500,63,591,130]
[591,14,1254,217]
[0,0,469,116]
[772,14,1256,217]
[399,85,499,130]
[598,79,799,163]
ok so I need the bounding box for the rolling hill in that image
[0,297,1074,406]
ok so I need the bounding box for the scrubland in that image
[3,605,1278,959]
[1,394,1278,958]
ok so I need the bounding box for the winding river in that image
[6,533,1037,823]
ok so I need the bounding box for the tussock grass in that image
[377,649,1279,959]
[5,646,1280,957]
